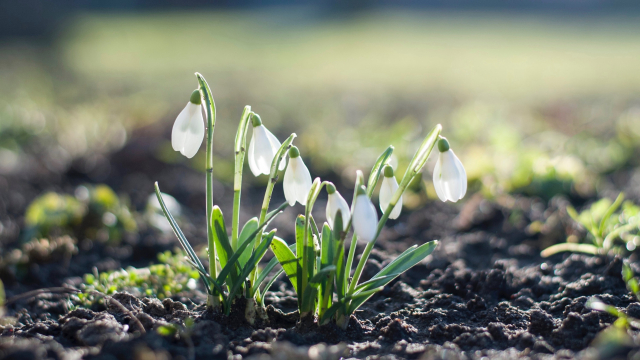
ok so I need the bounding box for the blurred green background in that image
[2,8,640,206]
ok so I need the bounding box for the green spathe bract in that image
[155,73,454,328]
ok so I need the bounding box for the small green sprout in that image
[77,250,199,305]
[23,184,137,245]
[587,262,640,354]
[542,193,640,257]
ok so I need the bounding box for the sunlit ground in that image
[2,9,640,202]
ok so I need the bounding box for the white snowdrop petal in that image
[292,157,312,205]
[327,192,350,228]
[441,150,462,202]
[247,132,261,176]
[182,110,205,158]
[353,194,378,242]
[432,156,447,202]
[380,177,402,219]
[171,103,204,159]
[264,127,286,171]
[254,126,276,175]
[452,151,467,200]
[379,177,392,213]
[389,195,402,219]
[283,160,297,206]
[171,103,191,152]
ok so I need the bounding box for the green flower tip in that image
[326,182,336,194]
[251,113,262,127]
[437,138,450,153]
[189,90,202,105]
[383,165,394,178]
[289,146,300,158]
[356,185,367,196]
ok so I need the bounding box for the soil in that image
[1,126,638,359]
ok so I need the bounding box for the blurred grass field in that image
[2,9,640,202]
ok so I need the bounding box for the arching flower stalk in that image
[171,89,205,159]
[433,137,467,203]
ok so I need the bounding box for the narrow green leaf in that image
[260,268,284,307]
[295,215,305,297]
[211,208,235,280]
[321,223,334,270]
[216,213,279,289]
[599,192,624,238]
[408,124,442,174]
[320,302,344,324]
[155,183,210,292]
[540,242,600,257]
[309,266,336,284]
[270,236,298,293]
[237,218,259,268]
[228,230,276,301]
[347,286,384,314]
[254,254,280,293]
[355,241,438,294]
[366,145,394,197]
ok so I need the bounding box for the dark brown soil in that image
[0,127,637,360]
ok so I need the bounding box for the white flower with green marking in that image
[326,182,350,229]
[248,114,285,176]
[352,185,378,242]
[171,90,205,159]
[433,138,467,203]
[283,146,312,206]
[379,165,402,219]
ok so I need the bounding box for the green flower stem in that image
[196,73,219,286]
[347,124,441,299]
[346,189,397,297]
[248,134,296,297]
[300,180,327,316]
[343,171,365,295]
[232,106,252,250]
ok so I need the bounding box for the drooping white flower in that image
[352,185,378,242]
[379,165,402,219]
[172,90,205,159]
[283,146,312,206]
[326,182,350,229]
[432,138,467,202]
[247,114,286,176]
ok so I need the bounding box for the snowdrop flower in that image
[352,185,378,242]
[433,138,467,202]
[283,146,312,206]
[326,182,350,230]
[379,165,402,219]
[248,114,285,176]
[172,90,205,159]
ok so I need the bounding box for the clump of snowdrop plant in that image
[154,73,467,328]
